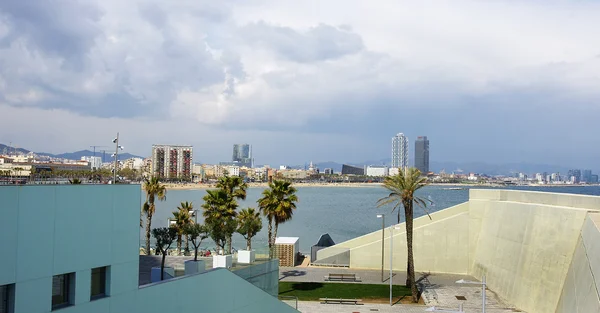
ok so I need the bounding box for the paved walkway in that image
[280,266,524,313]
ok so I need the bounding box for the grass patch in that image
[279,282,411,301]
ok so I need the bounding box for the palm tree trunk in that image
[185,237,189,255]
[405,202,418,303]
[177,235,182,255]
[145,213,152,255]
[227,235,232,255]
[247,237,252,250]
[273,222,279,259]
[267,218,273,258]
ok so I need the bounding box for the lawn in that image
[279,282,412,301]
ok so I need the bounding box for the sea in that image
[140,185,600,253]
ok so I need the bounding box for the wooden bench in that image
[324,273,361,282]
[319,298,363,305]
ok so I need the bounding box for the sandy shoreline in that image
[164,182,384,190]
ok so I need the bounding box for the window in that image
[90,267,108,300]
[52,273,75,310]
[0,284,14,313]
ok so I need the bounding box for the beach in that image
[163,182,384,190]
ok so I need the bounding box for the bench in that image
[319,298,363,305]
[324,273,361,282]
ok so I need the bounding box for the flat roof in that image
[275,237,299,244]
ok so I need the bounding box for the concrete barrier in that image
[315,189,600,313]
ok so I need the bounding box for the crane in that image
[90,146,108,157]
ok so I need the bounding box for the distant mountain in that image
[0,143,30,155]
[1,143,145,162]
[38,150,145,162]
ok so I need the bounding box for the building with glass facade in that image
[414,136,430,174]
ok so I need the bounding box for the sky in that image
[1,0,600,168]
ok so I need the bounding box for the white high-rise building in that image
[391,133,409,169]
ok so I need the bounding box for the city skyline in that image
[1,1,600,169]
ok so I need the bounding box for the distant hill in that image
[38,150,145,162]
[0,143,30,155]
[0,143,145,162]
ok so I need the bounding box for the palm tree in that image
[202,189,237,254]
[142,177,167,255]
[69,178,82,184]
[258,180,298,258]
[376,167,431,303]
[237,208,263,250]
[215,175,247,253]
[172,202,194,255]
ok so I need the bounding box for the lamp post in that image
[377,214,385,282]
[425,304,464,312]
[456,275,487,313]
[389,224,400,306]
[191,209,199,223]
[112,133,124,184]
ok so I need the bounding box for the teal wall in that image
[0,185,296,313]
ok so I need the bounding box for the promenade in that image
[279,266,524,313]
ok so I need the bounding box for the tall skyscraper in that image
[151,145,193,179]
[232,144,253,168]
[414,136,430,174]
[391,133,409,169]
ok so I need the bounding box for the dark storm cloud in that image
[0,0,101,65]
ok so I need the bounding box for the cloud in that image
[239,22,364,62]
[1,0,600,167]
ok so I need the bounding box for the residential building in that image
[323,168,334,175]
[414,136,429,175]
[0,185,296,313]
[366,165,389,177]
[392,133,409,169]
[122,158,144,170]
[232,144,253,168]
[591,174,599,184]
[0,156,13,164]
[151,145,193,179]
[389,167,399,176]
[81,156,102,170]
[280,169,308,179]
[226,165,240,177]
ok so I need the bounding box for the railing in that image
[278,296,298,309]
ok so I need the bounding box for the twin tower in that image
[392,133,429,174]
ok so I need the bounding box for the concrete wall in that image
[469,190,594,313]
[316,189,600,313]
[317,202,471,274]
[556,213,600,313]
[0,185,297,313]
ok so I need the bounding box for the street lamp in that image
[190,209,199,223]
[425,304,464,312]
[456,275,487,313]
[389,224,401,306]
[111,133,123,184]
[376,214,385,282]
